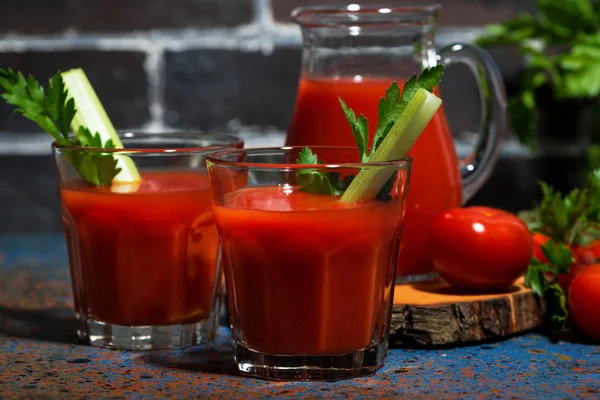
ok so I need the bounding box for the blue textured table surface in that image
[1,235,599,399]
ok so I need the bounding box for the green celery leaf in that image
[64,149,120,187]
[298,172,338,196]
[396,66,443,119]
[397,76,419,117]
[26,74,45,105]
[476,14,541,47]
[371,82,401,156]
[97,155,121,187]
[417,65,444,92]
[47,71,76,139]
[538,0,598,38]
[297,146,319,164]
[77,126,103,148]
[538,181,589,243]
[540,241,574,274]
[546,282,569,335]
[339,98,369,162]
[521,46,563,90]
[296,146,339,196]
[67,132,121,187]
[69,127,121,186]
[557,33,600,98]
[564,188,589,226]
[0,68,61,140]
[524,259,569,335]
[524,258,552,296]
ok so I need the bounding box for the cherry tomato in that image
[431,206,533,291]
[568,264,600,340]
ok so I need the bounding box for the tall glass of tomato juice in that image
[53,132,243,350]
[207,147,412,381]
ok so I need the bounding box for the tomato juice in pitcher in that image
[285,4,506,278]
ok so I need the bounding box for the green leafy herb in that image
[296,147,338,196]
[541,241,575,273]
[0,68,122,186]
[476,14,541,48]
[64,145,121,187]
[524,257,554,296]
[47,72,77,139]
[297,66,444,198]
[1,69,67,143]
[371,82,401,154]
[524,243,571,334]
[339,101,370,163]
[476,0,600,149]
[538,170,600,245]
[523,168,600,334]
[413,66,445,93]
[546,283,569,334]
[538,182,589,245]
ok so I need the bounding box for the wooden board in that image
[390,277,546,347]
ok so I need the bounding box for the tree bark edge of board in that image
[389,280,546,347]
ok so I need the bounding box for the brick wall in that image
[0,0,536,232]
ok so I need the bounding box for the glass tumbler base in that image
[234,341,388,381]
[86,316,218,350]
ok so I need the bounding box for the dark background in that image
[0,0,538,232]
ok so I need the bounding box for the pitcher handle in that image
[438,43,507,203]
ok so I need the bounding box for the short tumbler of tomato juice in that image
[207,147,411,381]
[53,132,243,350]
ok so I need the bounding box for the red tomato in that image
[568,264,600,340]
[431,206,533,291]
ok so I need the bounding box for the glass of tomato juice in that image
[53,132,243,350]
[206,147,412,381]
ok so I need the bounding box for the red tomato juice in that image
[213,186,402,355]
[60,171,219,327]
[286,78,463,276]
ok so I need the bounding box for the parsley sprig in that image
[297,66,444,197]
[522,169,600,334]
[476,0,600,149]
[0,68,121,186]
[296,147,353,196]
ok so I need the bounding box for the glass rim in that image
[291,3,441,26]
[52,131,244,154]
[206,146,413,170]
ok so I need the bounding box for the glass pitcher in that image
[285,3,506,279]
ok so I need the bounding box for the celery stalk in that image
[340,88,442,203]
[61,69,141,183]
